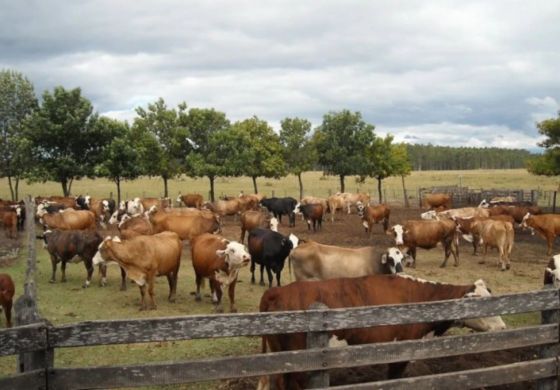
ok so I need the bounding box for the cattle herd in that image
[0,190,559,388]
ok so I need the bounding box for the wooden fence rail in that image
[1,287,559,389]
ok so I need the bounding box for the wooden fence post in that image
[306,302,330,388]
[15,198,53,378]
[537,284,560,390]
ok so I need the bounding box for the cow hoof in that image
[49,279,56,284]
[168,298,176,303]
[506,264,511,270]
[230,308,238,313]
[478,261,486,265]
[195,295,202,302]
[259,281,265,286]
[214,307,224,313]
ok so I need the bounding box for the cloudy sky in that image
[2,1,559,150]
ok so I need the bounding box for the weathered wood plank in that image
[0,323,47,357]
[306,302,330,388]
[324,358,558,390]
[49,289,559,347]
[0,369,45,390]
[538,285,560,390]
[47,325,557,388]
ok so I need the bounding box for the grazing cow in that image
[260,197,297,227]
[258,275,505,389]
[93,232,182,310]
[293,203,323,232]
[421,206,490,221]
[147,206,221,241]
[521,213,560,256]
[389,219,459,268]
[42,229,120,288]
[0,274,15,328]
[289,241,408,281]
[239,210,276,243]
[0,207,18,239]
[326,194,346,222]
[118,214,154,240]
[38,208,96,231]
[339,192,370,214]
[357,202,390,236]
[248,229,298,287]
[423,193,453,210]
[454,215,515,255]
[191,233,251,312]
[544,254,560,286]
[176,193,204,208]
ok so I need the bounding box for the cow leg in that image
[119,267,127,291]
[383,217,389,232]
[228,280,237,313]
[388,361,409,379]
[195,274,203,301]
[259,264,266,286]
[83,260,94,288]
[98,264,107,287]
[138,284,147,311]
[450,238,459,267]
[250,259,257,284]
[3,301,12,328]
[266,266,274,288]
[440,241,451,268]
[479,244,488,264]
[49,255,58,283]
[547,235,554,256]
[147,278,156,310]
[211,280,223,313]
[240,228,245,244]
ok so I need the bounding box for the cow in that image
[202,198,243,219]
[119,198,144,216]
[260,197,297,227]
[502,205,543,224]
[190,233,251,312]
[118,214,154,240]
[300,196,328,212]
[93,232,182,310]
[38,208,96,231]
[453,215,515,255]
[521,213,560,256]
[293,203,323,232]
[421,206,490,221]
[176,193,204,208]
[289,241,408,281]
[146,206,221,241]
[0,207,18,239]
[141,197,172,211]
[339,192,370,214]
[326,194,346,222]
[544,254,560,286]
[248,229,298,287]
[239,210,277,243]
[34,195,77,209]
[76,195,115,227]
[258,274,506,389]
[423,193,453,210]
[357,202,390,236]
[238,194,261,212]
[0,200,24,231]
[389,219,459,268]
[0,273,15,328]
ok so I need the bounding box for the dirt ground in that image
[0,206,555,389]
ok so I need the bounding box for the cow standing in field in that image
[454,215,515,255]
[260,197,297,227]
[37,208,97,231]
[176,193,204,208]
[339,192,370,214]
[191,233,251,312]
[293,203,323,232]
[117,214,154,240]
[239,210,277,243]
[326,194,346,222]
[257,274,505,389]
[521,213,560,256]
[421,206,490,221]
[0,274,15,328]
[357,202,390,236]
[423,193,452,211]
[0,207,18,239]
[146,206,221,241]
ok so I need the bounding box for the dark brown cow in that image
[191,233,251,312]
[93,232,182,310]
[176,193,204,208]
[422,193,452,210]
[258,274,505,389]
[0,273,15,328]
[0,207,18,239]
[521,213,560,255]
[357,203,390,236]
[294,203,323,232]
[389,219,458,268]
[493,205,542,224]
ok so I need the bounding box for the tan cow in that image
[326,194,346,222]
[202,199,242,218]
[422,206,490,221]
[176,193,204,208]
[338,192,370,214]
[118,215,154,239]
[146,206,220,241]
[521,213,560,256]
[93,232,182,310]
[468,219,514,271]
[239,210,277,243]
[454,215,515,255]
[38,208,96,231]
[422,193,452,210]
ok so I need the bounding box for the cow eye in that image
[487,288,493,294]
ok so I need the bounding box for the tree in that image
[366,135,395,203]
[95,118,142,203]
[527,111,560,188]
[230,116,286,194]
[132,98,191,197]
[0,69,38,200]
[279,117,316,199]
[25,86,111,196]
[392,143,413,207]
[314,110,376,192]
[184,108,231,201]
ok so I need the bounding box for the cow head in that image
[389,224,406,246]
[176,195,183,206]
[42,230,53,248]
[461,279,506,332]
[215,241,251,286]
[288,233,299,249]
[118,214,132,229]
[269,217,279,232]
[478,199,490,208]
[356,201,365,217]
[92,236,121,266]
[545,255,560,287]
[520,213,534,234]
[380,247,406,274]
[293,203,301,214]
[421,210,437,220]
[36,203,48,218]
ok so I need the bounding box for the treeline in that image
[406,144,535,171]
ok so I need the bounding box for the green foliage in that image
[528,112,560,180]
[392,143,412,177]
[0,69,38,200]
[24,86,110,196]
[279,117,316,175]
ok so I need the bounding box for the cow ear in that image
[216,249,226,258]
[381,253,388,264]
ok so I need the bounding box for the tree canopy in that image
[527,111,560,184]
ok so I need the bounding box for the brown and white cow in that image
[521,213,560,256]
[0,273,15,328]
[289,240,408,281]
[93,232,182,310]
[202,198,242,218]
[258,274,505,389]
[118,214,154,240]
[176,193,204,208]
[191,233,251,312]
[293,203,323,232]
[357,202,390,236]
[389,219,459,268]
[34,195,78,209]
[422,193,452,210]
[338,192,370,214]
[544,254,560,286]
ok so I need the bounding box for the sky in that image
[1,1,559,151]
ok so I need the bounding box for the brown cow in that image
[389,219,459,268]
[300,196,328,212]
[34,195,77,209]
[176,193,204,208]
[503,206,542,224]
[454,215,515,255]
[326,194,346,222]
[202,199,242,218]
[521,213,560,255]
[258,275,505,389]
[190,233,251,312]
[0,207,18,239]
[238,194,260,212]
[141,197,172,211]
[38,208,96,231]
[239,210,276,243]
[357,203,390,235]
[146,206,220,241]
[0,273,15,328]
[423,193,452,210]
[118,214,154,240]
[293,203,323,232]
[93,232,182,310]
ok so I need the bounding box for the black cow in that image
[294,203,323,232]
[43,229,125,289]
[260,197,297,227]
[247,228,298,287]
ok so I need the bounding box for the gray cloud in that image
[1,1,559,149]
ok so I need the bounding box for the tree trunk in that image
[163,176,169,198]
[61,178,69,197]
[252,176,258,194]
[339,175,345,193]
[209,176,215,202]
[298,172,303,200]
[68,177,74,195]
[401,175,409,208]
[115,177,122,204]
[8,176,15,201]
[377,177,383,204]
[14,177,19,201]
